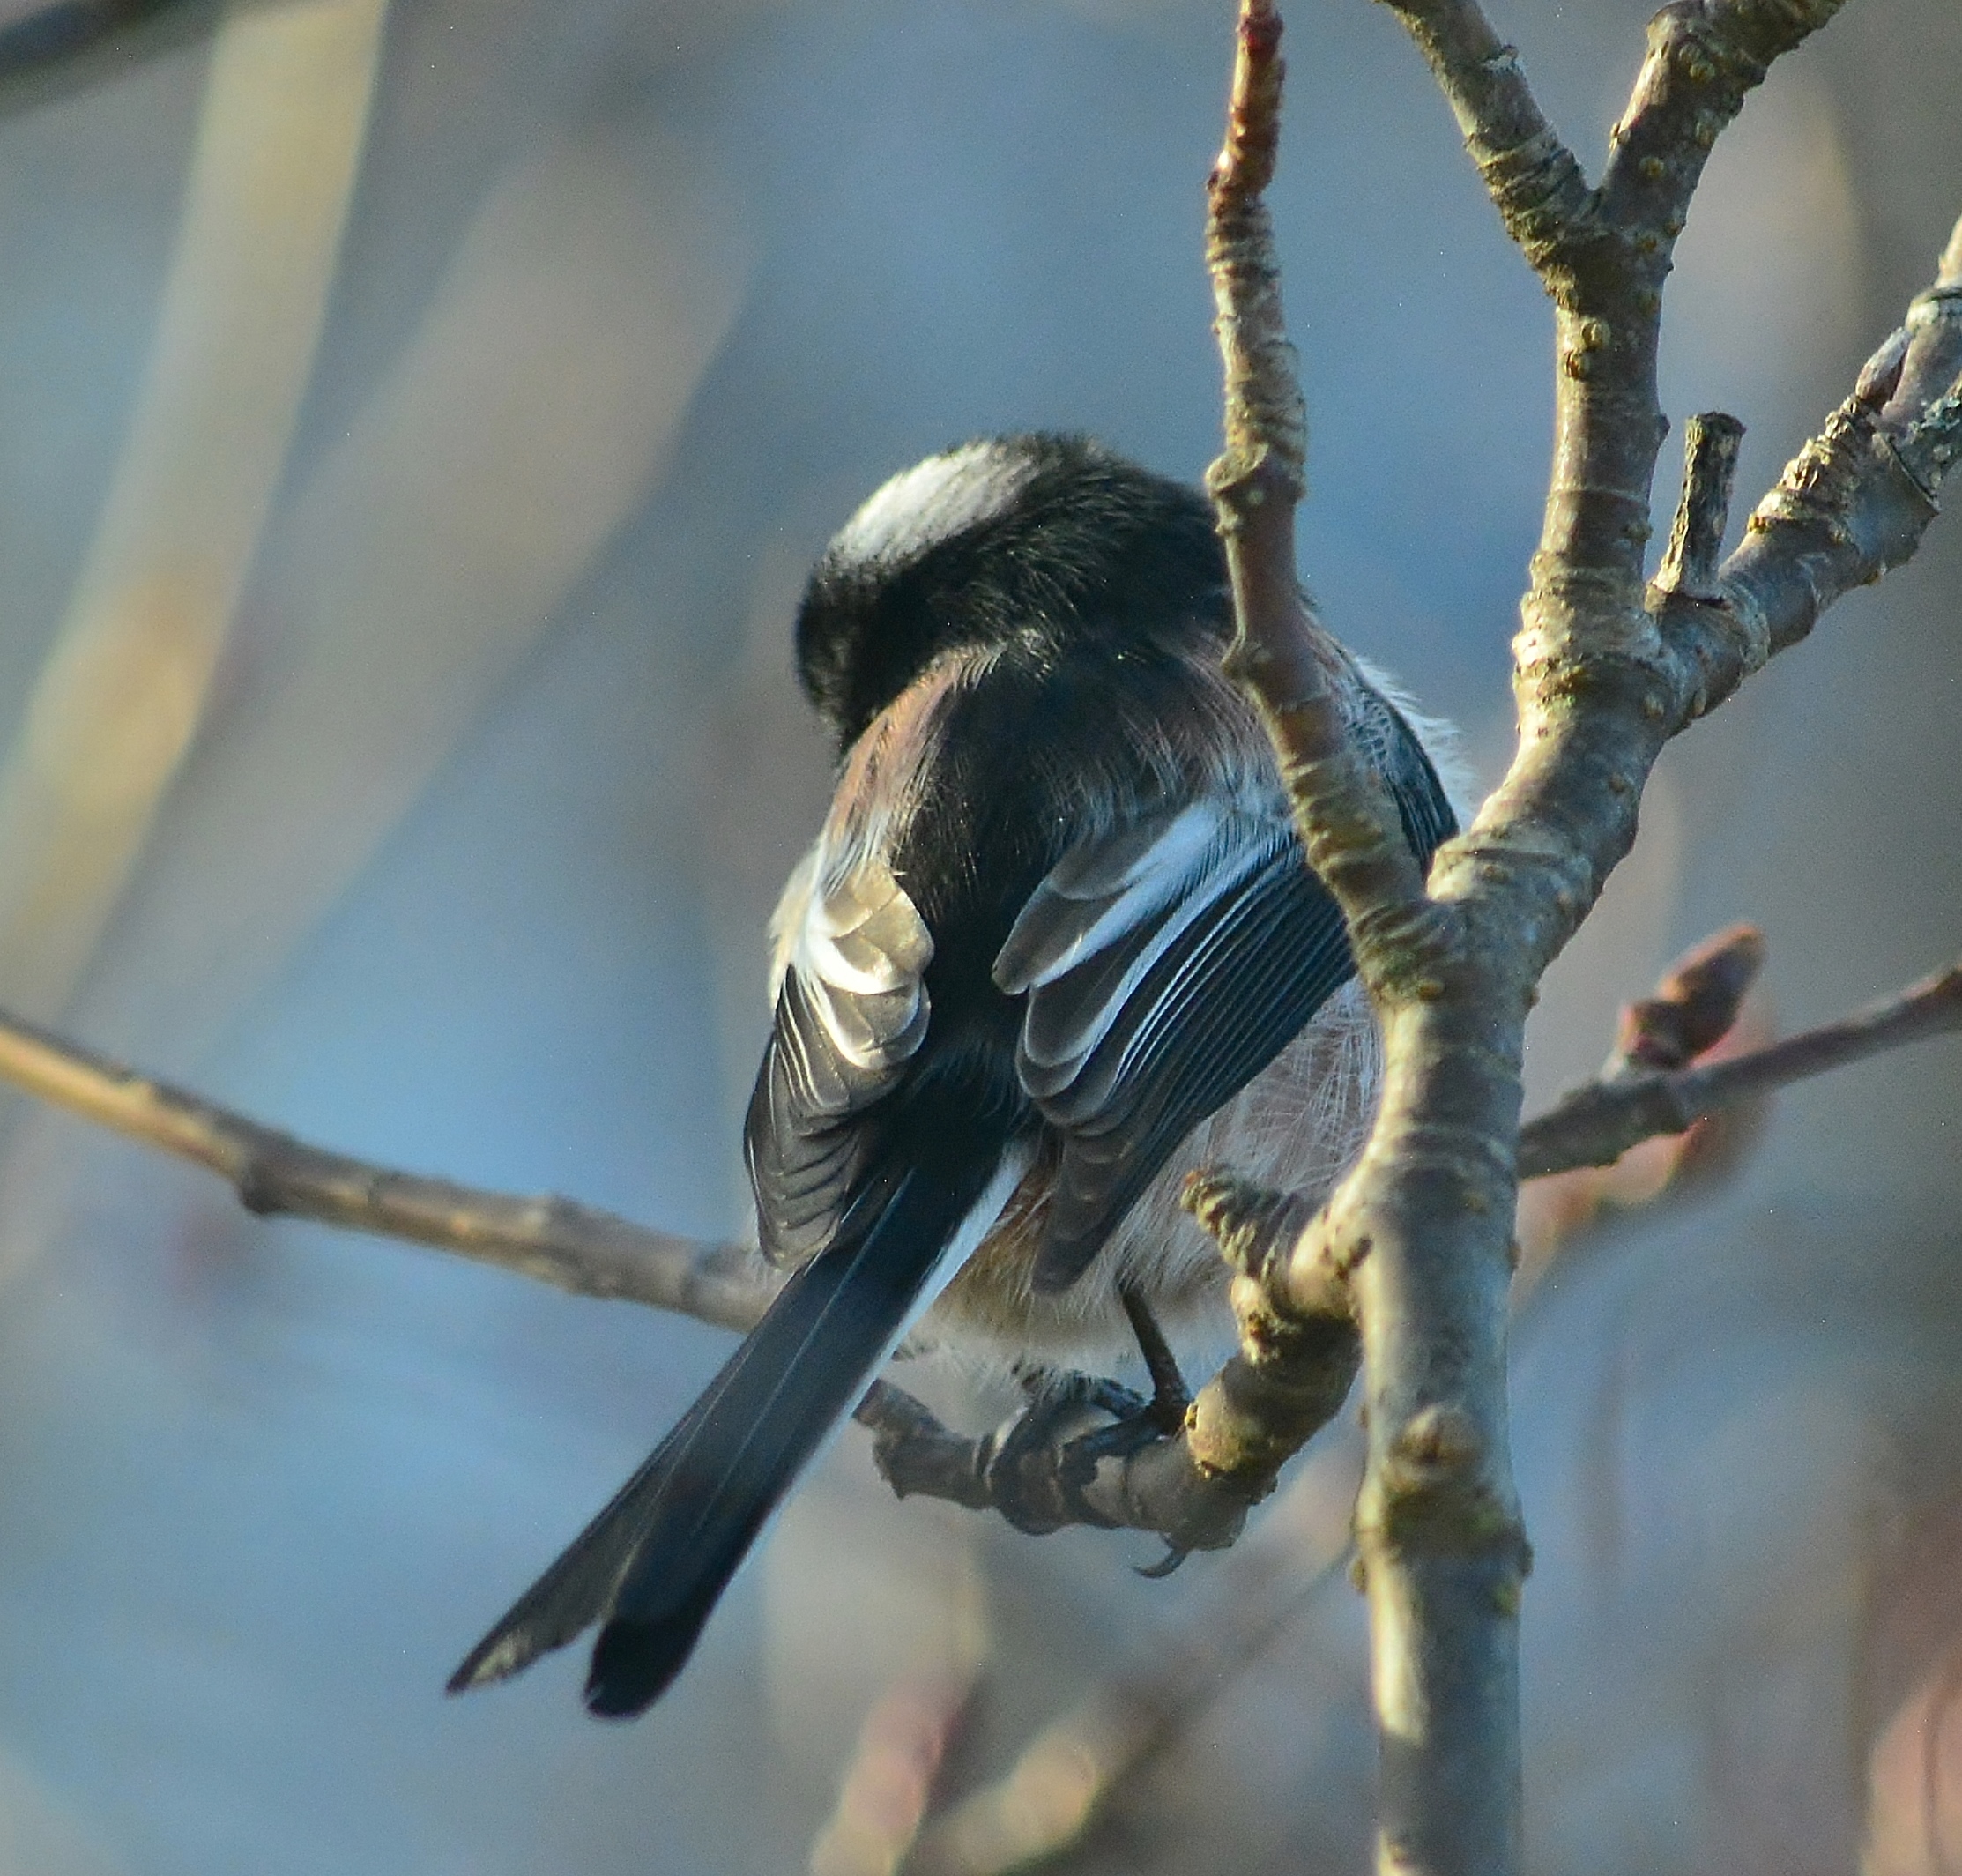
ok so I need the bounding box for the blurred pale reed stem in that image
[0,78,754,1303]
[0,0,387,1022]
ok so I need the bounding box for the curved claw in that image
[1134,1543,1191,1581]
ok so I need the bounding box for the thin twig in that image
[0,1005,775,1331]
[1206,0,1431,953]
[1521,957,1962,1180]
[856,1354,1288,1555]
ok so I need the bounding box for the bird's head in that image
[795,434,1230,752]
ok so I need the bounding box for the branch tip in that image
[1654,411,1744,600]
[1212,0,1286,203]
[1611,920,1763,1071]
[1180,1165,1320,1284]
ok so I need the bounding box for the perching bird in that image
[449,433,1460,1717]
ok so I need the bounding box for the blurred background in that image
[0,0,1952,1869]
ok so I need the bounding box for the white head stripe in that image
[830,443,1036,567]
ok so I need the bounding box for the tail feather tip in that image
[583,1616,699,1720]
[445,1629,536,1697]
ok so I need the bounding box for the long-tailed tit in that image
[450,433,1460,1716]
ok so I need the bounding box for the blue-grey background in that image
[0,0,1954,1870]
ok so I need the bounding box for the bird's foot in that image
[982,1366,1181,1536]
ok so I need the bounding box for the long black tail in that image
[447,1161,991,1717]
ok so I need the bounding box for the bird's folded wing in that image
[996,692,1455,1292]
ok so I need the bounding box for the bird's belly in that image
[926,978,1381,1371]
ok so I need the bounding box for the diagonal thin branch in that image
[1374,0,1593,272]
[900,1438,1364,1876]
[1520,956,1962,1179]
[0,996,1326,1552]
[1712,226,1962,678]
[0,1005,775,1331]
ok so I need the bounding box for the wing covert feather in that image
[747,853,933,1269]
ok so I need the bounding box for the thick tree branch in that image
[1198,6,1955,1875]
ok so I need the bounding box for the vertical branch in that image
[1203,0,1426,934]
[1200,10,1526,1876]
[1204,0,1327,805]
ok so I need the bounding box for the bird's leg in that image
[1118,1279,1191,1434]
